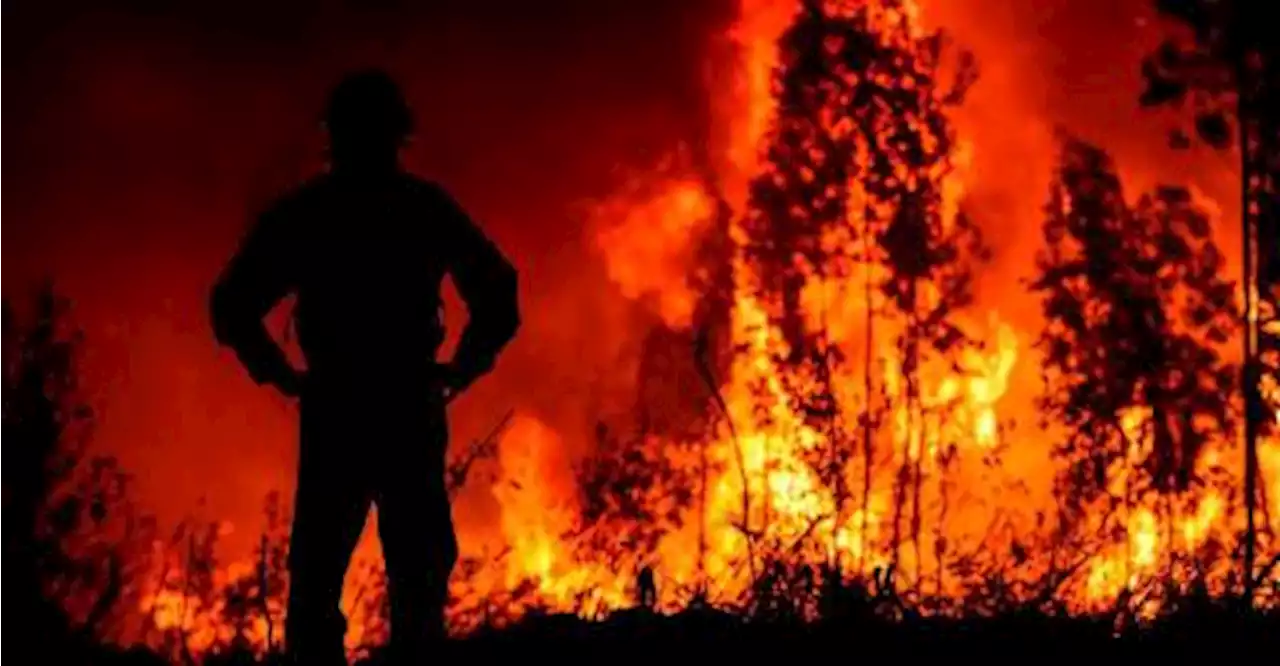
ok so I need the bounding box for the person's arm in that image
[438,188,520,394]
[209,202,302,396]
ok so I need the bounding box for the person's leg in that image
[375,408,457,664]
[284,398,371,666]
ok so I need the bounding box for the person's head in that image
[323,69,413,171]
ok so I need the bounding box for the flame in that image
[491,414,590,605]
[142,557,280,656]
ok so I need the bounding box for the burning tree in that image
[1138,0,1279,598]
[1031,138,1237,555]
[736,0,983,584]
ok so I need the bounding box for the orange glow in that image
[128,0,1278,657]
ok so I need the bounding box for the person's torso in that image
[283,172,455,383]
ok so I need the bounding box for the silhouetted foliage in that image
[1031,138,1237,508]
[1139,0,1255,147]
[573,421,698,569]
[739,0,985,575]
[3,284,156,653]
[1140,0,1278,423]
[1141,0,1279,328]
[1138,0,1279,603]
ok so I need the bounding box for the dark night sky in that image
[3,0,1239,554]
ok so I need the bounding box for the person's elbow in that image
[495,262,521,345]
[208,279,245,349]
[472,262,520,350]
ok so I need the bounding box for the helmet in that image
[323,69,413,144]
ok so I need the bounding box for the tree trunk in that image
[1239,50,1261,606]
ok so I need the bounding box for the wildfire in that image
[575,0,1277,616]
[136,0,1279,656]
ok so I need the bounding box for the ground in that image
[42,602,1279,665]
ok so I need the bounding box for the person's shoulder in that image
[397,173,453,204]
[286,175,340,208]
[260,175,333,220]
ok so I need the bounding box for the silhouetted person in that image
[209,69,520,665]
